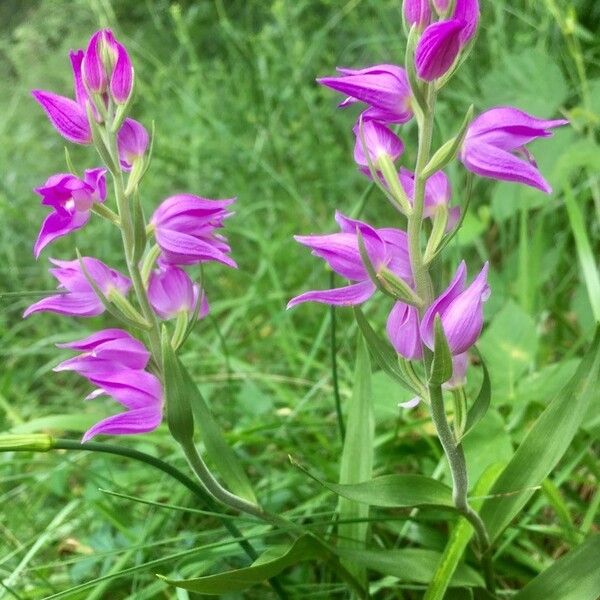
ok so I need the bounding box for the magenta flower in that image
[415,0,479,81]
[353,117,404,169]
[82,29,134,104]
[287,212,411,308]
[399,168,460,229]
[420,261,490,355]
[33,168,107,258]
[386,302,423,360]
[148,265,209,320]
[150,194,236,267]
[403,0,432,28]
[459,107,569,193]
[117,118,149,171]
[54,328,163,441]
[23,257,131,318]
[318,64,413,124]
[55,329,150,372]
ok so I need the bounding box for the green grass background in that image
[0,0,599,597]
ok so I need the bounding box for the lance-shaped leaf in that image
[159,535,327,594]
[423,204,449,264]
[162,327,194,444]
[179,363,257,504]
[335,547,484,588]
[337,335,374,584]
[405,25,428,116]
[480,327,600,541]
[354,307,422,395]
[422,105,474,179]
[512,535,600,600]
[458,349,491,441]
[429,314,453,385]
[293,459,454,509]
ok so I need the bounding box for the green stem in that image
[428,385,495,592]
[409,84,436,306]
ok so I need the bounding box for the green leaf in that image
[478,300,538,404]
[430,315,452,385]
[354,308,421,395]
[335,548,484,588]
[513,536,600,600]
[294,461,454,509]
[480,328,600,541]
[564,184,600,322]
[424,463,505,600]
[460,353,491,440]
[162,329,195,444]
[159,535,326,594]
[337,335,374,582]
[180,364,257,504]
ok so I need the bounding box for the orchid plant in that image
[2,3,599,599]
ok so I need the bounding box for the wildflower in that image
[415,0,479,81]
[23,257,131,318]
[420,261,490,355]
[459,107,569,193]
[386,302,423,360]
[287,212,411,308]
[403,0,432,28]
[399,168,460,229]
[353,118,404,169]
[54,329,163,441]
[148,265,209,320]
[117,118,149,171]
[82,29,134,104]
[318,64,413,124]
[33,168,107,258]
[150,194,236,267]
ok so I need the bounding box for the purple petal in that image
[110,42,133,103]
[32,90,92,144]
[403,0,432,27]
[453,0,480,43]
[386,302,423,360]
[83,168,107,201]
[69,50,88,107]
[82,30,107,93]
[353,118,404,167]
[438,262,490,354]
[461,141,552,193]
[117,118,149,170]
[420,261,467,349]
[151,195,235,229]
[148,266,196,319]
[23,292,103,318]
[34,210,90,259]
[424,170,451,214]
[57,329,131,350]
[467,107,568,150]
[155,228,237,267]
[287,280,376,308]
[400,396,421,409]
[82,405,163,442]
[415,19,464,81]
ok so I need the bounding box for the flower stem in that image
[428,384,495,592]
[409,84,436,307]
